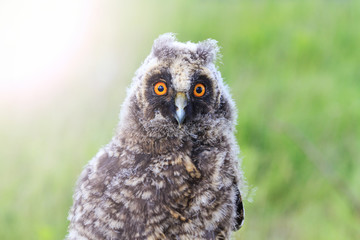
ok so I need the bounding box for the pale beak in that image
[174,92,187,126]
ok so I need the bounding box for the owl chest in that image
[106,148,232,238]
[147,149,228,209]
[145,150,234,233]
[147,153,199,200]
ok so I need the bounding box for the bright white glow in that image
[0,0,97,106]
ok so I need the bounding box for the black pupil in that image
[196,86,203,94]
[158,85,164,92]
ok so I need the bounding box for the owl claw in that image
[166,207,191,223]
[182,155,201,179]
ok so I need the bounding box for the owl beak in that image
[174,92,187,127]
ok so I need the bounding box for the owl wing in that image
[233,186,244,230]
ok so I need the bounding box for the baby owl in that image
[67,33,244,240]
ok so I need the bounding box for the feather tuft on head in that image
[151,33,219,64]
[196,39,220,64]
[152,33,178,59]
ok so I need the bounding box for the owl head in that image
[119,33,236,139]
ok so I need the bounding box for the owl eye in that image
[193,83,206,97]
[154,82,167,95]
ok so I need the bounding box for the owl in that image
[67,33,244,240]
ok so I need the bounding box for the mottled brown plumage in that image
[67,33,244,240]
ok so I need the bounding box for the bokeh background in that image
[1,0,359,239]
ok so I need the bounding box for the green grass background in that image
[1,0,360,239]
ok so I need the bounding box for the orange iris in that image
[193,83,206,97]
[154,82,167,95]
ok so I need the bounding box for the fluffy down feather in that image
[67,33,244,240]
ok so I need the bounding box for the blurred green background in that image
[1,0,359,239]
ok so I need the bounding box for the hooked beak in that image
[174,92,187,126]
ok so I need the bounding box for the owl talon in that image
[167,207,191,223]
[182,156,201,179]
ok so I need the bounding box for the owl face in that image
[142,64,218,127]
[124,33,233,138]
